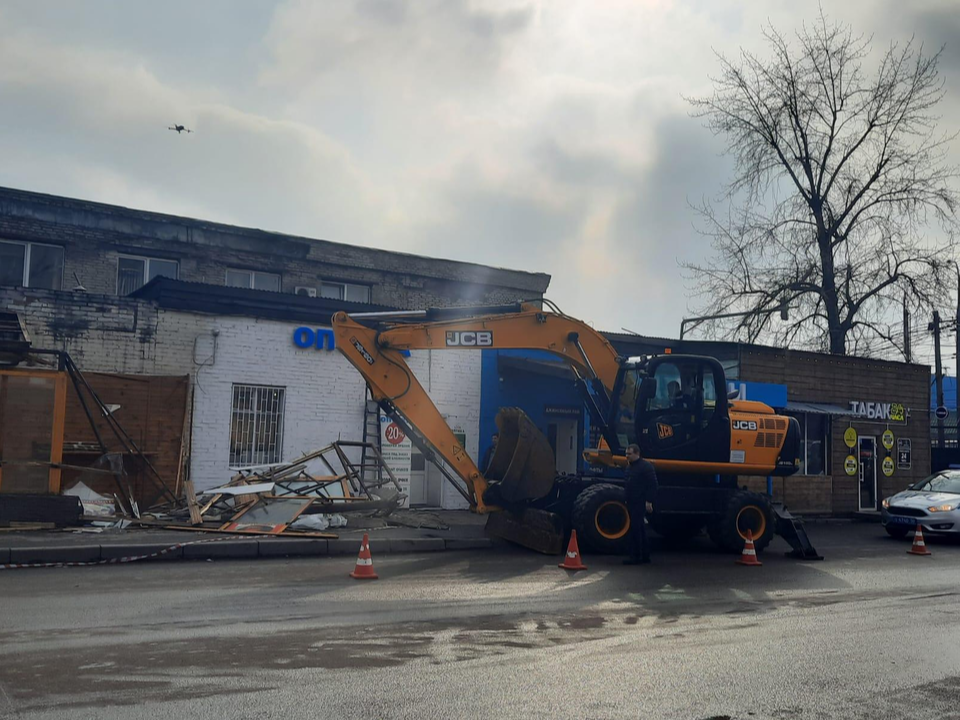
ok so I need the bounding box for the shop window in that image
[788,412,830,475]
[229,384,286,466]
[225,269,281,292]
[0,241,64,290]
[320,281,371,303]
[117,256,179,295]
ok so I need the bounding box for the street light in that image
[679,301,790,341]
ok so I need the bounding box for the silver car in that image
[881,469,960,538]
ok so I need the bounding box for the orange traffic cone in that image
[350,533,379,579]
[736,529,762,566]
[559,530,587,571]
[908,525,932,556]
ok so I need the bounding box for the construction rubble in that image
[2,441,451,538]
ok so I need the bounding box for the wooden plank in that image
[48,372,68,494]
[183,478,203,526]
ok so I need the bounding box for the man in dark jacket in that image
[623,443,658,565]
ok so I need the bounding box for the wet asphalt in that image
[1,522,959,720]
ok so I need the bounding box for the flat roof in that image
[131,277,396,325]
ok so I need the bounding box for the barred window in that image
[229,385,286,466]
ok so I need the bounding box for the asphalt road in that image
[2,523,960,720]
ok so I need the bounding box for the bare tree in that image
[686,13,959,356]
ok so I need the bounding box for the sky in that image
[0,0,958,370]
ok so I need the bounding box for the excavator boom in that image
[331,304,621,513]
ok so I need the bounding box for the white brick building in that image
[2,283,476,507]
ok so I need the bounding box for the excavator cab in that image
[614,356,731,465]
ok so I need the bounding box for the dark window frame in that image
[0,240,64,290]
[116,254,179,295]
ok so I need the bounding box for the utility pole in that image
[930,310,945,448]
[903,296,911,363]
[955,268,960,448]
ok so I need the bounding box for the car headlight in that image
[927,504,958,513]
[882,499,890,509]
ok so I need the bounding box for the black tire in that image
[707,490,775,553]
[885,526,910,539]
[571,483,633,554]
[648,514,705,543]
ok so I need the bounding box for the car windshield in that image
[912,471,960,494]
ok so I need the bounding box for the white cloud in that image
[0,0,956,358]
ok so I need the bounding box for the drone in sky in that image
[167,124,193,134]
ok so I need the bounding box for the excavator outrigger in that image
[332,301,821,559]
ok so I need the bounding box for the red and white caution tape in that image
[0,536,243,570]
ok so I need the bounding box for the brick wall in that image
[182,315,478,506]
[4,288,480,506]
[740,346,931,514]
[0,186,550,308]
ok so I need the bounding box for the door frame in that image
[858,435,878,511]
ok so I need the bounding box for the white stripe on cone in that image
[567,551,577,558]
[355,558,373,566]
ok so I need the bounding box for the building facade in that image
[0,186,549,308]
[0,187,549,508]
[605,333,933,515]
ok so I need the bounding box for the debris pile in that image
[43,441,411,539]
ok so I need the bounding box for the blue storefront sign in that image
[293,326,410,356]
[293,326,336,350]
[726,380,788,408]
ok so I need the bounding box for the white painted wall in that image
[6,287,481,508]
[171,313,479,508]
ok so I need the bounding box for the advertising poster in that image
[380,414,412,508]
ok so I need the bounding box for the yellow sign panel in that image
[844,455,858,476]
[889,403,906,422]
[882,456,895,477]
[882,429,895,450]
[844,427,858,449]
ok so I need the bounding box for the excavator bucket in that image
[484,407,558,504]
[481,408,565,554]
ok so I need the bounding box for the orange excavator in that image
[332,301,821,558]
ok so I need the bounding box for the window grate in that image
[229,384,286,466]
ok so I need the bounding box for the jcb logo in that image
[445,331,493,347]
[733,420,758,431]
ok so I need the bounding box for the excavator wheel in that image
[707,490,775,553]
[571,483,633,554]
[648,514,705,543]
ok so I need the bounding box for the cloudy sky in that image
[1,0,958,366]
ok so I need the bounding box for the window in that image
[229,385,286,466]
[320,281,371,303]
[0,241,64,290]
[787,412,830,475]
[225,269,281,292]
[117,256,178,295]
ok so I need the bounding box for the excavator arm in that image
[331,303,621,513]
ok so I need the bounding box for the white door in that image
[858,436,877,511]
[554,418,579,475]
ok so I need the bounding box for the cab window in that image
[637,360,720,450]
[614,368,641,447]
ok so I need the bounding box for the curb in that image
[0,537,494,567]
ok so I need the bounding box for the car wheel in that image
[885,526,909,539]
